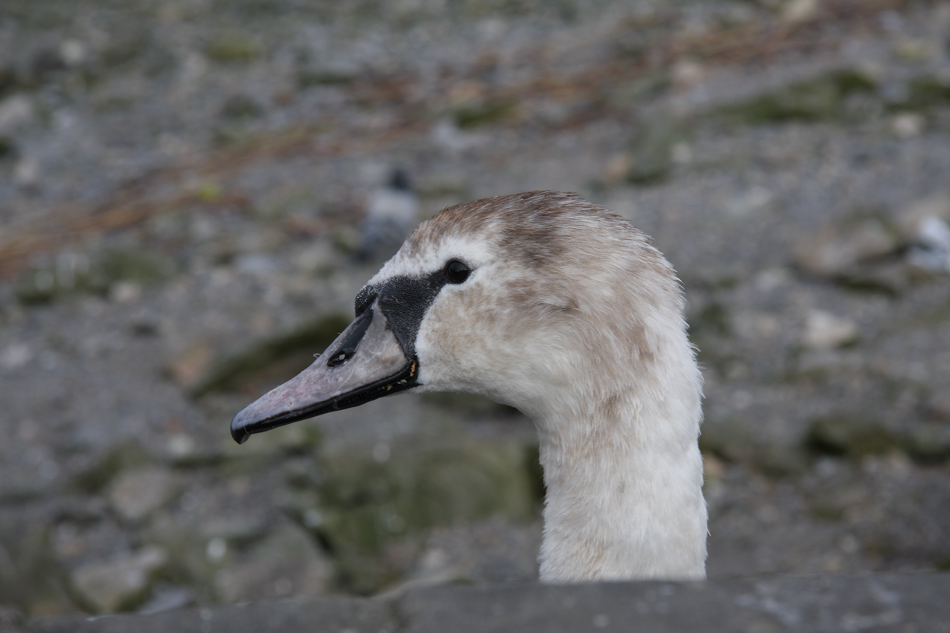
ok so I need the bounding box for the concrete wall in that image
[30,573,950,633]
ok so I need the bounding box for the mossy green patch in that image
[904,425,950,463]
[0,64,16,98]
[0,135,15,157]
[96,248,176,286]
[717,69,877,124]
[691,301,732,338]
[73,440,155,494]
[890,75,950,111]
[297,70,355,88]
[805,415,900,458]
[0,513,71,615]
[626,113,685,185]
[808,501,847,522]
[312,438,539,593]
[699,418,754,464]
[452,99,518,129]
[219,95,262,119]
[206,34,261,63]
[700,418,806,477]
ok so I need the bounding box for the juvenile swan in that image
[231,191,707,582]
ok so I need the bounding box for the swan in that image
[231,190,707,582]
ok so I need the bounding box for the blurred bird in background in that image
[356,168,419,262]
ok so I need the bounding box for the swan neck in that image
[536,397,707,582]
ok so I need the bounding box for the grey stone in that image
[213,523,333,603]
[108,467,178,523]
[896,194,950,240]
[0,95,34,135]
[794,219,899,279]
[292,240,337,277]
[69,547,168,614]
[901,196,950,272]
[802,310,858,350]
[0,605,28,633]
[136,586,194,615]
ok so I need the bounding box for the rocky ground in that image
[1,0,949,619]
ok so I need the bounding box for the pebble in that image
[794,218,898,278]
[0,343,33,371]
[899,195,950,272]
[212,523,333,603]
[892,112,924,138]
[907,216,950,272]
[108,466,179,523]
[725,186,774,218]
[803,310,859,350]
[782,0,820,22]
[60,39,89,66]
[896,194,950,239]
[137,586,194,615]
[0,95,34,134]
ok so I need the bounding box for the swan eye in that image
[443,260,471,284]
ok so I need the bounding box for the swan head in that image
[232,190,700,451]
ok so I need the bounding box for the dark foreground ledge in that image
[30,573,950,633]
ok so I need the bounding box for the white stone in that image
[0,344,33,370]
[782,0,819,22]
[0,95,34,134]
[892,113,924,139]
[803,310,858,350]
[725,186,773,218]
[60,39,89,66]
[13,157,40,188]
[897,194,950,239]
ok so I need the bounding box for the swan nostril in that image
[325,307,374,368]
[328,350,352,367]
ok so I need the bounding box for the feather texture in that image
[372,191,707,581]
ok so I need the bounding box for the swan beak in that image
[230,303,416,444]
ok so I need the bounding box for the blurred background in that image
[1,0,949,618]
